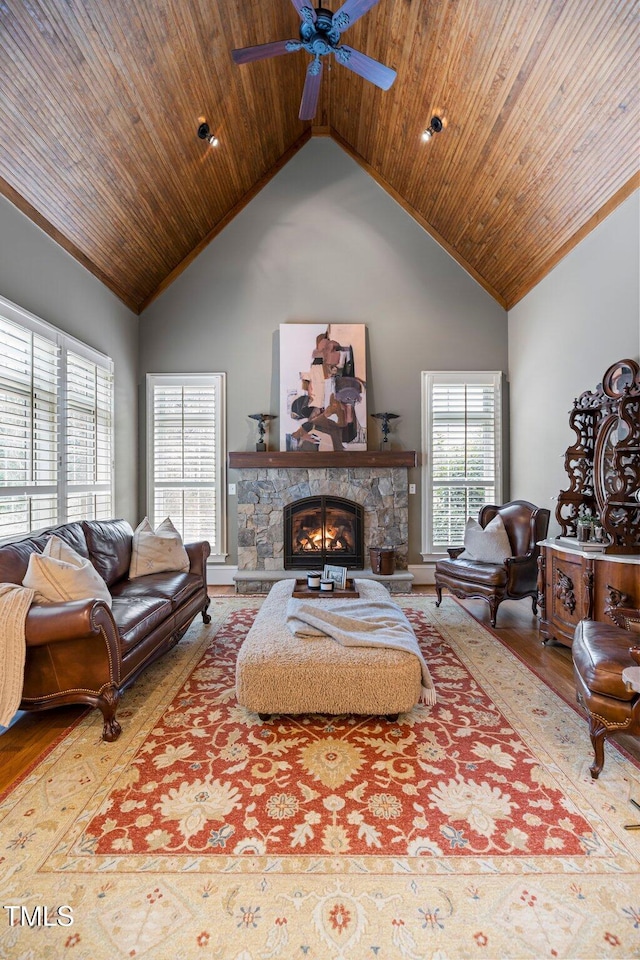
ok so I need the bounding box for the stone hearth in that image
[231,453,414,594]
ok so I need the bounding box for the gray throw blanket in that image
[286,595,436,706]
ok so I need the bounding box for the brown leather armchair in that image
[572,610,640,778]
[434,500,550,627]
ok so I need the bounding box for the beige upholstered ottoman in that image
[235,578,422,718]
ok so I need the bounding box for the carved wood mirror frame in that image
[556,359,640,554]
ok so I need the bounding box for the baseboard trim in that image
[207,564,238,585]
[409,562,436,585]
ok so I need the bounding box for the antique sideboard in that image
[537,541,639,647]
[538,358,640,647]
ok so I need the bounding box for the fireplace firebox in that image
[284,496,364,569]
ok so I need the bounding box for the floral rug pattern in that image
[84,608,594,862]
[1,596,639,960]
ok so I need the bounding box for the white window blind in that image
[66,352,113,522]
[0,296,113,539]
[422,371,502,555]
[147,374,226,560]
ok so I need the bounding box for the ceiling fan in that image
[231,0,397,121]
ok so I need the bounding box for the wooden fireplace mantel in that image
[228,450,418,469]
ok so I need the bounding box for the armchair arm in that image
[630,646,640,666]
[25,599,115,648]
[504,552,538,594]
[504,552,536,567]
[184,540,211,580]
[447,547,465,559]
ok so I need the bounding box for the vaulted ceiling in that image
[1,1,638,315]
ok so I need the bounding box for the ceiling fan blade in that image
[290,0,317,23]
[299,60,323,120]
[232,39,299,65]
[335,45,396,90]
[333,0,380,33]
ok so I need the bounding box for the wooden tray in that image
[292,578,359,598]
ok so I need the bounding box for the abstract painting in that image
[280,323,367,452]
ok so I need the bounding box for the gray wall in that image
[0,195,139,523]
[508,190,640,536]
[139,138,508,565]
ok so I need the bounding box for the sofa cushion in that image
[111,596,173,653]
[0,535,48,585]
[45,522,89,559]
[129,517,190,579]
[111,571,201,609]
[83,519,134,587]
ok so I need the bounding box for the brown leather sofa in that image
[572,611,640,778]
[0,519,211,741]
[434,500,550,627]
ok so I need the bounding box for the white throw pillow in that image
[43,534,85,564]
[129,517,190,579]
[459,513,513,563]
[23,536,112,606]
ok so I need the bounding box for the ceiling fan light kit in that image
[232,0,397,121]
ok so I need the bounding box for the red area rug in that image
[87,607,594,860]
[2,596,639,960]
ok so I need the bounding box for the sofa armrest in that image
[25,599,115,648]
[184,540,211,580]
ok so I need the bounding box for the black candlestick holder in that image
[248,413,276,451]
[372,412,399,450]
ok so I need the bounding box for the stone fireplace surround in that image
[229,451,416,594]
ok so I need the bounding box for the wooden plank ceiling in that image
[0,0,638,314]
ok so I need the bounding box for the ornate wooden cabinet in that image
[555,358,640,551]
[538,544,640,647]
[539,358,640,646]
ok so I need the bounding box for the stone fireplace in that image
[229,451,416,593]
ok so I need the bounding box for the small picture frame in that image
[322,564,348,589]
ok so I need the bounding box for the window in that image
[422,371,502,555]
[147,374,226,561]
[0,295,113,540]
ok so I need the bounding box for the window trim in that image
[421,370,503,559]
[0,294,114,542]
[146,373,227,563]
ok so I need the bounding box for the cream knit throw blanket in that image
[286,589,436,706]
[0,583,35,727]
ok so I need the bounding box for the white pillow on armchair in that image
[459,513,513,563]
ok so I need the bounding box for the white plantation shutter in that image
[147,374,226,558]
[422,372,502,554]
[66,351,113,522]
[0,296,113,539]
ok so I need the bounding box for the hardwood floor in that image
[2,586,638,795]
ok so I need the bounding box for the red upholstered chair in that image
[434,500,550,627]
[572,610,640,778]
